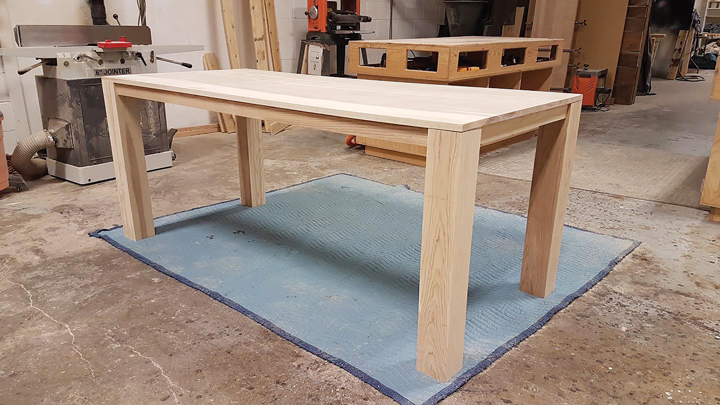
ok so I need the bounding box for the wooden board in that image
[531,0,580,89]
[417,128,482,381]
[348,37,562,83]
[175,124,221,138]
[354,105,567,158]
[520,101,581,297]
[679,28,696,77]
[614,0,652,105]
[248,0,287,133]
[202,53,236,133]
[667,30,690,80]
[700,111,720,210]
[236,116,266,207]
[650,33,667,65]
[248,0,270,71]
[220,0,242,69]
[105,69,581,133]
[572,0,631,94]
[263,0,282,73]
[502,7,526,37]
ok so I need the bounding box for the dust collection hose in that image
[11,130,55,179]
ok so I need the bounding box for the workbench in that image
[347,36,563,166]
[102,69,582,382]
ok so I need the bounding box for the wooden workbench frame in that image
[348,37,561,83]
[348,37,562,167]
[102,75,582,382]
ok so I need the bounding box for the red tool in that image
[307,0,362,33]
[97,36,132,49]
[572,67,609,109]
[304,1,371,77]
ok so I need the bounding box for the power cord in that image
[675,58,706,82]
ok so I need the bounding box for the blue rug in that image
[92,174,639,404]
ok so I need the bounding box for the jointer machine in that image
[0,25,202,184]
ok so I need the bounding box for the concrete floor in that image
[1,74,720,404]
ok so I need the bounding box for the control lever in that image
[113,13,122,25]
[156,56,193,69]
[18,60,45,75]
[75,53,100,62]
[136,52,147,66]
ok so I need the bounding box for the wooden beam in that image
[502,7,525,37]
[114,84,430,144]
[175,124,222,138]
[417,128,482,382]
[249,0,287,132]
[519,101,581,298]
[353,104,568,164]
[365,146,427,167]
[220,0,242,69]
[264,0,282,72]
[679,28,696,77]
[236,116,266,207]
[202,53,236,133]
[667,30,690,80]
[249,0,270,71]
[102,81,155,241]
[700,111,720,209]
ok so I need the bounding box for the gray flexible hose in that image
[10,130,55,179]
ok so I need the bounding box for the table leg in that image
[236,116,266,207]
[417,128,481,382]
[102,81,155,241]
[520,102,581,298]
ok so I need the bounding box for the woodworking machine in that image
[0,25,202,184]
[572,66,610,110]
[305,0,372,76]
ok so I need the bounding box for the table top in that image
[354,36,560,46]
[105,69,580,132]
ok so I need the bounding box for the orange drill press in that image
[304,0,372,76]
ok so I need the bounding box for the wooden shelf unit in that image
[347,37,563,166]
[348,37,562,84]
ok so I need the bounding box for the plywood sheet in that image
[532,0,580,89]
[572,0,630,92]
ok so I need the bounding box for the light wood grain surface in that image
[417,128,482,381]
[700,111,720,210]
[357,36,560,46]
[105,69,580,133]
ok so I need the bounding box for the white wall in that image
[1,0,445,151]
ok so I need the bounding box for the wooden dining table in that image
[102,69,582,382]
